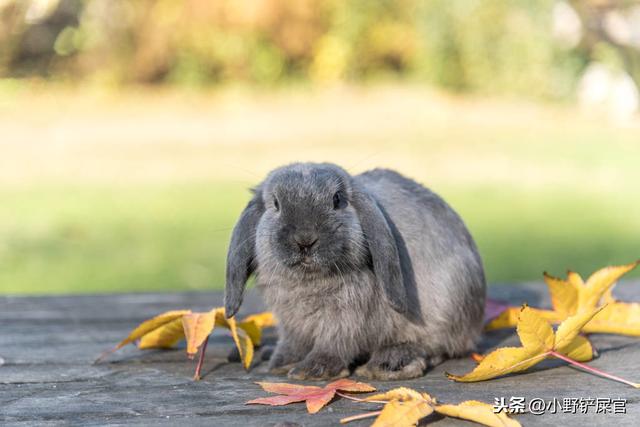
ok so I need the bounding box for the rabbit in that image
[225,162,486,380]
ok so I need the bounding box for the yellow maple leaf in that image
[97,308,275,376]
[371,399,433,427]
[448,305,602,382]
[138,316,187,349]
[365,388,436,427]
[485,261,639,335]
[544,260,639,318]
[543,273,579,319]
[582,301,640,336]
[341,387,521,427]
[214,309,254,370]
[238,312,276,346]
[114,310,191,350]
[365,387,432,403]
[435,400,521,427]
[485,306,559,331]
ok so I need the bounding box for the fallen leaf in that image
[543,272,579,319]
[365,387,432,403]
[435,400,521,427]
[484,298,511,324]
[364,387,435,427]
[554,308,601,351]
[342,387,521,427]
[560,335,595,361]
[579,261,640,310]
[471,353,485,363]
[544,260,639,318]
[582,301,640,336]
[116,310,191,349]
[484,307,559,331]
[246,379,376,414]
[182,311,217,357]
[97,307,276,377]
[138,316,187,349]
[95,310,191,361]
[448,305,602,382]
[602,287,616,305]
[215,309,254,369]
[485,261,640,335]
[239,312,276,346]
[372,399,433,427]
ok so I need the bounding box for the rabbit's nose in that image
[294,233,318,253]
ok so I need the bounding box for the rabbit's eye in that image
[273,197,280,211]
[333,191,347,209]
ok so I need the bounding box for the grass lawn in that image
[1,85,639,294]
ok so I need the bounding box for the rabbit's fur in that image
[225,163,485,380]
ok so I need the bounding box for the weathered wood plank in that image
[1,282,639,426]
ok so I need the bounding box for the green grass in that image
[0,183,244,294]
[1,182,638,294]
[446,186,640,283]
[2,86,639,294]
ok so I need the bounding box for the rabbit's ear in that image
[225,189,264,318]
[352,190,408,313]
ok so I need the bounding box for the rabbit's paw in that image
[269,354,296,374]
[268,340,310,375]
[287,353,349,380]
[355,344,427,380]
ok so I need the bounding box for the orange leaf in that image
[246,379,375,414]
[471,353,485,363]
[97,307,272,372]
[328,378,378,393]
[182,312,216,358]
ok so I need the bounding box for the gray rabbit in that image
[225,163,485,380]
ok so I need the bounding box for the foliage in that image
[247,379,375,414]
[95,261,638,425]
[96,307,275,380]
[486,261,640,336]
[2,0,630,99]
[449,305,602,382]
[248,381,522,426]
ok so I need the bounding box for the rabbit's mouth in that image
[288,254,323,271]
[294,256,314,267]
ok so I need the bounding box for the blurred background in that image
[1,0,639,294]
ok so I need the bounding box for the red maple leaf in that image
[246,379,376,413]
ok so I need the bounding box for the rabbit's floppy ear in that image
[225,188,264,318]
[352,189,408,313]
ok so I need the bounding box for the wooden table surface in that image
[1,281,639,426]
